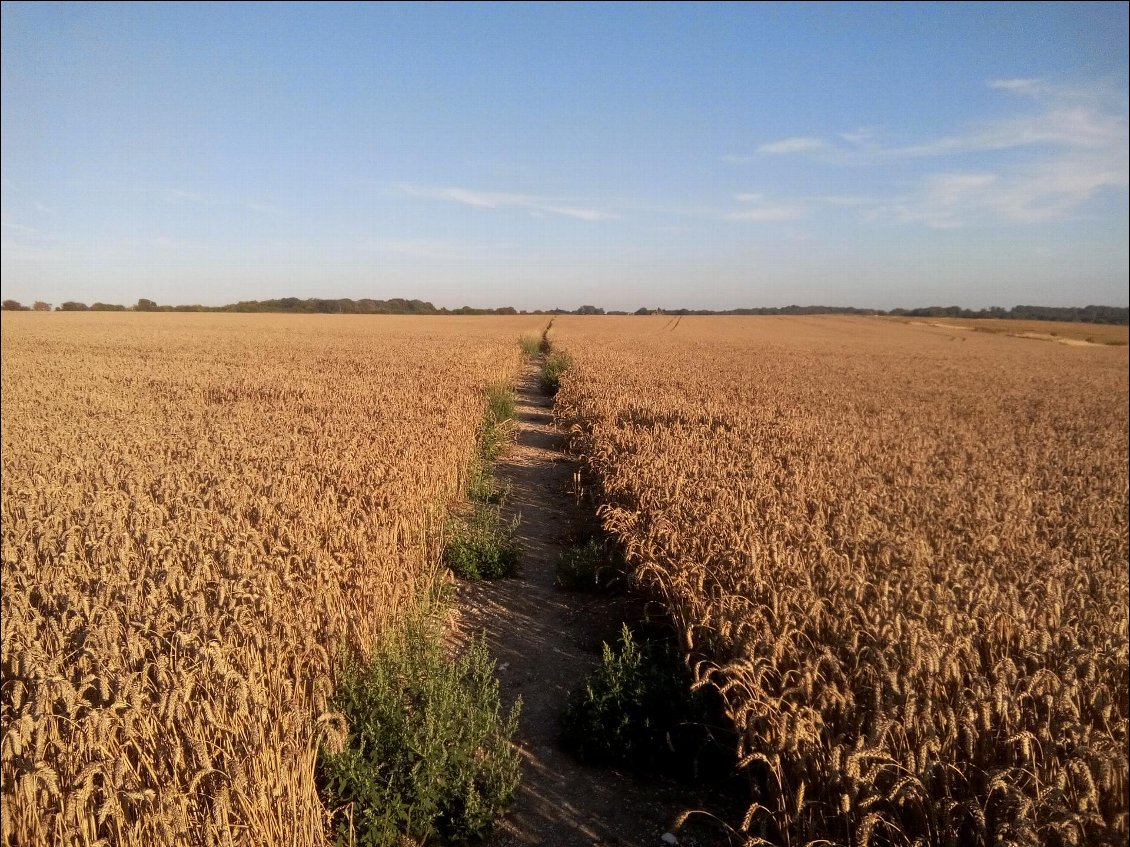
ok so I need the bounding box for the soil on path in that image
[452,364,724,847]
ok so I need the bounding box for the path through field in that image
[453,364,718,847]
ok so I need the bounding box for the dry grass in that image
[553,315,1129,847]
[0,312,539,846]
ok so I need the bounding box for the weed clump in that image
[447,381,522,582]
[555,539,622,591]
[519,334,542,360]
[539,349,573,395]
[321,619,521,846]
[469,382,515,503]
[444,505,519,580]
[560,624,724,776]
[483,382,515,435]
[465,451,509,505]
[446,381,520,580]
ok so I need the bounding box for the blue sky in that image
[2,2,1127,311]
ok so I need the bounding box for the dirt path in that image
[453,364,718,847]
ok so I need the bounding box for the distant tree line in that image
[632,304,884,317]
[1,297,515,315]
[2,298,1126,325]
[883,304,1129,325]
[632,304,1129,325]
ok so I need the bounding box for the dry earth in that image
[451,364,731,847]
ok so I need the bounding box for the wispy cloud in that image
[357,237,513,260]
[986,78,1117,101]
[1,219,44,238]
[757,136,827,155]
[886,106,1124,158]
[813,194,878,207]
[874,154,1129,229]
[726,192,805,222]
[402,185,617,221]
[741,78,1127,163]
[1,215,200,266]
[747,79,1127,228]
[157,187,284,216]
[1,217,67,262]
[0,241,67,262]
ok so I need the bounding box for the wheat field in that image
[0,312,537,846]
[552,315,1128,847]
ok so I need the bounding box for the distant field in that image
[0,312,539,846]
[553,315,1129,847]
[891,315,1129,345]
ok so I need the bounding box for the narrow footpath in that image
[453,363,718,847]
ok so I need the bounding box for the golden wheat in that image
[1,311,539,846]
[553,315,1128,847]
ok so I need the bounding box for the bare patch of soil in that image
[1011,331,1104,346]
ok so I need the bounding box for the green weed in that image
[519,334,542,359]
[483,382,515,432]
[539,349,573,395]
[555,539,621,591]
[444,504,520,581]
[560,624,722,776]
[320,618,521,846]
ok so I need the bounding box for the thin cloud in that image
[727,206,805,222]
[1,219,44,238]
[988,78,1048,96]
[987,78,1117,101]
[726,192,805,222]
[159,187,283,216]
[359,237,513,260]
[747,78,1127,163]
[867,151,1128,229]
[0,241,67,262]
[755,78,1128,228]
[1,217,67,262]
[757,136,827,155]
[887,106,1125,157]
[839,128,877,146]
[814,194,878,207]
[402,185,617,221]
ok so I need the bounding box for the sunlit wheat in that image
[555,314,1128,847]
[0,312,534,846]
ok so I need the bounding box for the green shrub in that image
[320,621,521,846]
[560,624,715,773]
[555,539,620,591]
[444,505,519,580]
[539,349,573,395]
